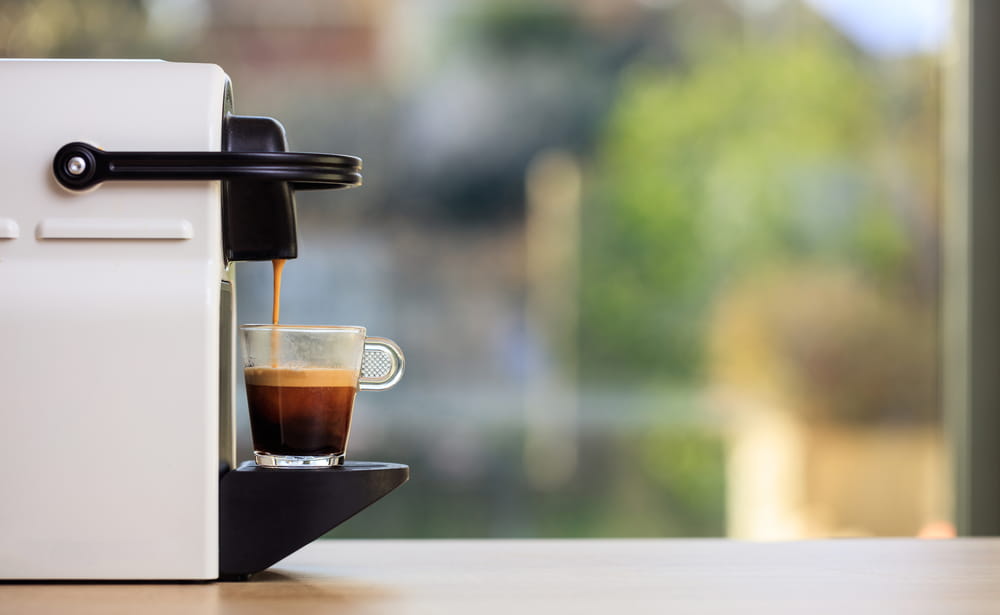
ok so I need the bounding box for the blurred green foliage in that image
[581,35,909,384]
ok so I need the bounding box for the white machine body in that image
[0,60,232,579]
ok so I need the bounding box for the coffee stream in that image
[272,259,286,326]
[271,259,285,366]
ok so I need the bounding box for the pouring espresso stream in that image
[271,259,285,367]
[272,259,286,326]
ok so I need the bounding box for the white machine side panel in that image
[0,60,227,579]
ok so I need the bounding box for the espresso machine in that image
[0,60,407,580]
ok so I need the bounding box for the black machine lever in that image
[52,115,362,262]
[52,141,362,191]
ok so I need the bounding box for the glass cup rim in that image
[239,324,366,334]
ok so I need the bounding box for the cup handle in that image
[359,337,405,391]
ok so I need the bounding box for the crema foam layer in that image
[245,366,358,388]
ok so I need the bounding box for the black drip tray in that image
[219,460,409,580]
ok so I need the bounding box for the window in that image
[2,0,956,538]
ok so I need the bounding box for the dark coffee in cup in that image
[244,366,358,456]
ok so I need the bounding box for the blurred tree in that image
[581,33,913,383]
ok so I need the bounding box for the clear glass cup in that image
[239,325,404,468]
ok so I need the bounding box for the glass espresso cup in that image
[239,325,404,468]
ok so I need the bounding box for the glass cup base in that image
[254,452,345,468]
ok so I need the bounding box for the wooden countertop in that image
[2,539,999,614]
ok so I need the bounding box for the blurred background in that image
[1,0,956,539]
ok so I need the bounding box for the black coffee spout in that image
[52,117,362,263]
[222,116,298,262]
[222,115,361,262]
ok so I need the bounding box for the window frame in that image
[944,0,1000,535]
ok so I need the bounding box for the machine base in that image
[219,460,409,580]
